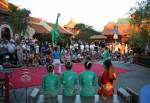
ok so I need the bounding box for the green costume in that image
[51,13,60,46]
[79,70,97,96]
[42,72,59,97]
[101,50,110,62]
[60,70,78,96]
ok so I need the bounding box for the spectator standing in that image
[101,47,111,62]
[7,39,16,63]
[16,40,23,65]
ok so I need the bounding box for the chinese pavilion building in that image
[102,18,149,43]
[28,17,73,41]
[102,18,133,43]
[64,18,80,36]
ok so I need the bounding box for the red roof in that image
[64,18,76,28]
[102,21,133,36]
[117,24,131,35]
[102,22,115,35]
[0,0,8,12]
[29,17,42,23]
[29,23,49,34]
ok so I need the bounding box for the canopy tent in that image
[90,35,107,40]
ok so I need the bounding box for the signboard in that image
[20,72,31,84]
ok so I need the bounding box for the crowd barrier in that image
[134,55,150,68]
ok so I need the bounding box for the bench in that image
[126,87,139,103]
[117,88,132,103]
[37,94,119,103]
[29,88,40,103]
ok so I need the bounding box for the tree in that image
[75,23,100,43]
[129,28,150,54]
[58,33,71,47]
[8,4,31,39]
[129,0,150,27]
[129,0,150,54]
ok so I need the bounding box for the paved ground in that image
[9,62,150,103]
[113,61,150,94]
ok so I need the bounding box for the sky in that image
[8,0,141,31]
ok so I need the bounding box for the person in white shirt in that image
[74,43,78,49]
[7,39,16,63]
[85,43,89,52]
[70,44,73,50]
[35,44,39,54]
[16,41,23,65]
[7,40,16,54]
[90,43,95,51]
[80,44,84,52]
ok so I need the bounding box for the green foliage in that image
[129,28,150,54]
[58,33,71,46]
[41,33,51,43]
[8,4,31,38]
[129,0,150,54]
[129,0,150,26]
[75,23,100,43]
[34,32,71,46]
[33,33,51,44]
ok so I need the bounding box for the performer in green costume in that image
[79,61,97,103]
[51,13,60,46]
[42,64,59,103]
[60,60,78,103]
[101,46,111,62]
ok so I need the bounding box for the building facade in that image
[102,18,149,43]
[0,0,13,40]
[64,18,80,37]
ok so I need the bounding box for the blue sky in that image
[8,0,142,31]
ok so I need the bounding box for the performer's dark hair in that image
[54,47,57,51]
[47,64,54,72]
[65,60,72,70]
[84,61,92,69]
[103,59,112,69]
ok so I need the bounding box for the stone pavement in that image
[113,61,150,94]
[9,62,150,103]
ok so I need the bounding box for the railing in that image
[134,55,150,68]
[0,69,13,103]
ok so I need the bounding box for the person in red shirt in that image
[98,59,116,103]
